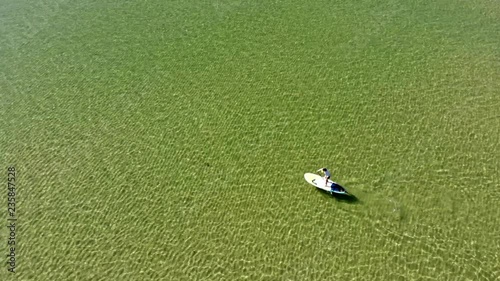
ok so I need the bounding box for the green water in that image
[1,0,499,280]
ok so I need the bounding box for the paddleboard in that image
[304,173,348,195]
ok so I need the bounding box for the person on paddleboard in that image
[317,168,331,187]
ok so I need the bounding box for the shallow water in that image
[2,0,499,280]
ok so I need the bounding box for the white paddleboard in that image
[304,173,348,194]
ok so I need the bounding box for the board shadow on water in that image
[317,189,360,204]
